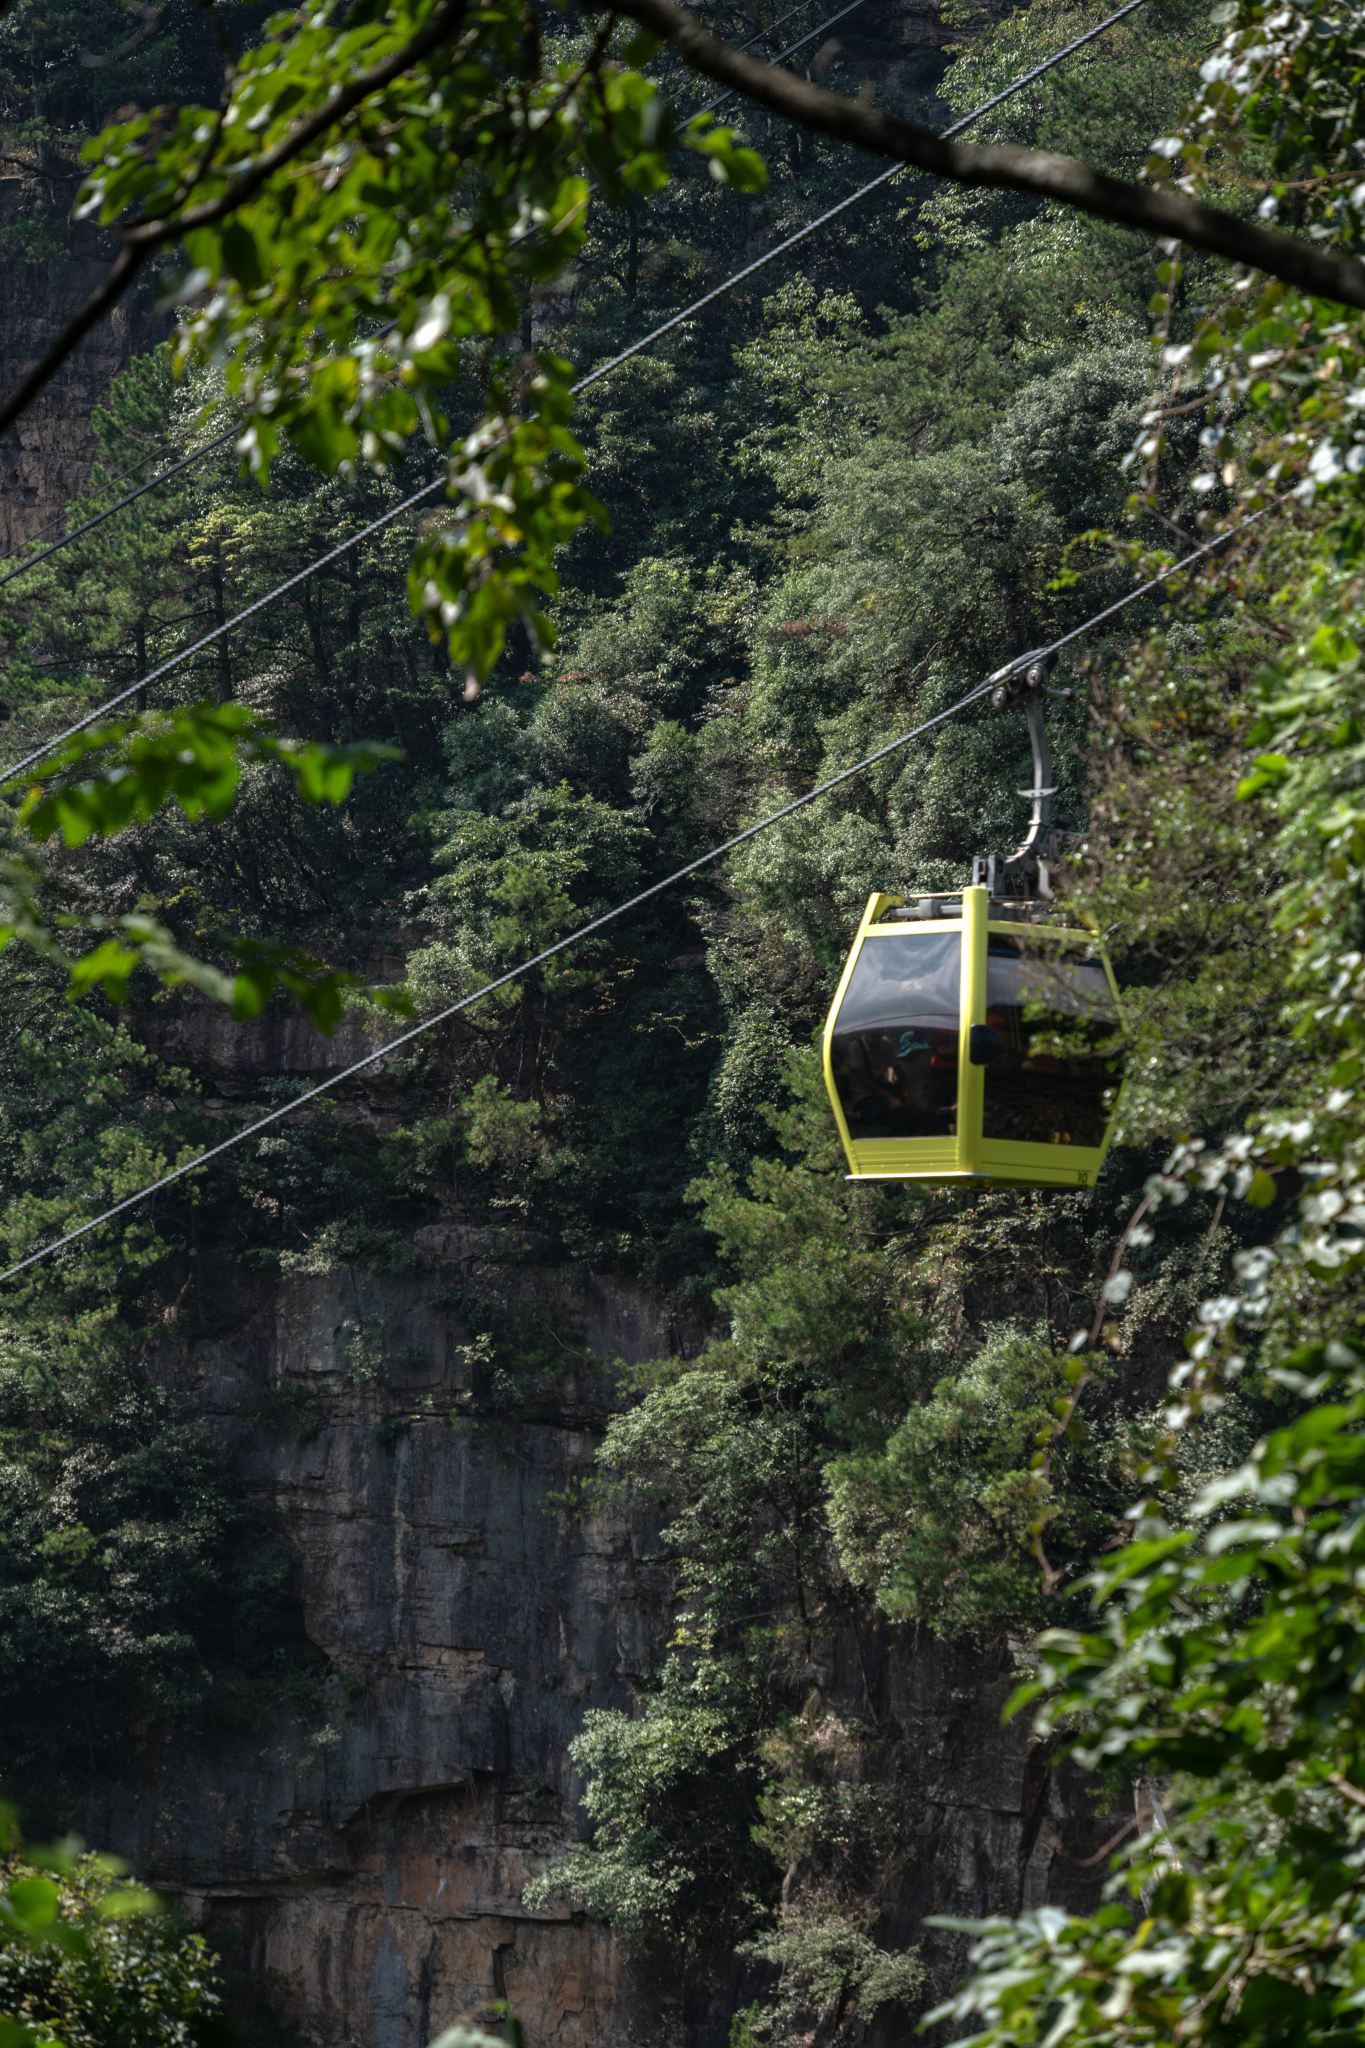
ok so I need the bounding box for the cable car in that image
[821,654,1124,1189]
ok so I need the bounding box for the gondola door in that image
[822,890,972,1182]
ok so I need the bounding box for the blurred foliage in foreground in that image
[0,1803,225,2048]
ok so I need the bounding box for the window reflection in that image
[830,932,962,1139]
[981,937,1120,1147]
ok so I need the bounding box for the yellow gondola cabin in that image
[822,884,1122,1188]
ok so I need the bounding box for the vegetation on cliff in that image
[6,0,1365,2042]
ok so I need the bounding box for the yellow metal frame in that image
[821,885,1123,1188]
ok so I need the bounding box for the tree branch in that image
[606,0,1365,311]
[123,0,470,246]
[0,0,471,446]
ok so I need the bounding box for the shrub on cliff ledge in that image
[523,1649,768,1944]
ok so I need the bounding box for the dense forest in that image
[3,0,1365,2042]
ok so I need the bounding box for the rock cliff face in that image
[70,1034,1119,2048]
[82,1220,670,2048]
[0,175,165,559]
[77,1209,687,2048]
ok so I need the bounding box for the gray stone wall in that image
[70,1200,1119,2048]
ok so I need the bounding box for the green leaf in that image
[5,1876,60,1934]
[1237,752,1290,800]
[20,710,397,853]
[709,145,767,191]
[620,27,662,63]
[219,220,265,292]
[92,1886,160,1920]
[66,940,140,1003]
[0,2025,64,2048]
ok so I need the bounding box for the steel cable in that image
[0,436,203,565]
[0,0,1198,1282]
[697,0,869,115]
[0,674,994,1284]
[0,427,236,594]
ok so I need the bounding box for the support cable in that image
[0,317,405,592]
[0,0,1148,789]
[0,501,1277,1286]
[0,677,994,1285]
[701,0,858,68]
[730,0,836,51]
[554,0,1150,391]
[0,438,194,566]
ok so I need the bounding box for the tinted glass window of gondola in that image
[830,933,961,1139]
[982,937,1119,1147]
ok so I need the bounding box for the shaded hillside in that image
[0,0,1301,2041]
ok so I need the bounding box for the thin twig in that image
[1089,1188,1156,1347]
[1051,1814,1141,1866]
[1199,1188,1226,1259]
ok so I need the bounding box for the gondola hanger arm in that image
[969,651,1065,904]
